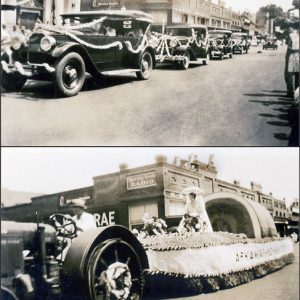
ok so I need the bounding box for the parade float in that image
[1,188,295,299]
[136,187,295,298]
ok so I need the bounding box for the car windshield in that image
[150,25,163,34]
[165,27,192,37]
[62,16,147,37]
[232,33,246,39]
[209,33,225,38]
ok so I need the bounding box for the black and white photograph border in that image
[1,147,299,300]
[1,0,299,146]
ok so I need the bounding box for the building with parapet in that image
[116,0,243,30]
[2,154,297,237]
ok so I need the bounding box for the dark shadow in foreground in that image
[246,90,298,145]
[1,75,138,101]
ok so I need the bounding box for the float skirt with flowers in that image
[140,232,295,297]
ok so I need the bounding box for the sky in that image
[1,147,299,207]
[217,0,295,13]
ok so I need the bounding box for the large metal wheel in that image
[54,52,86,97]
[136,51,153,80]
[87,239,144,300]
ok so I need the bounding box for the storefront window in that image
[128,201,158,229]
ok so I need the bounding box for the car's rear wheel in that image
[54,52,86,97]
[1,71,27,91]
[229,53,233,58]
[219,54,224,60]
[136,51,153,80]
[87,239,144,300]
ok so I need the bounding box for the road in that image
[1,45,294,146]
[155,243,299,300]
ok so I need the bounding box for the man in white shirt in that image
[70,198,97,233]
[55,198,96,261]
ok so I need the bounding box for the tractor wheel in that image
[87,239,144,300]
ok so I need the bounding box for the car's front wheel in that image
[203,52,210,65]
[54,52,86,97]
[136,51,153,80]
[1,71,27,91]
[179,51,190,70]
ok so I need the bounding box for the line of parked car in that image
[1,10,257,97]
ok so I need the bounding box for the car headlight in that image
[40,36,56,52]
[150,37,159,48]
[11,37,22,50]
[169,38,178,48]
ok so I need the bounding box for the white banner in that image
[147,239,293,276]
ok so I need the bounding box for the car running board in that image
[101,69,140,76]
[190,59,208,64]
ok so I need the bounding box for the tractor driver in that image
[69,198,97,233]
[53,199,96,260]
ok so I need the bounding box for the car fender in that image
[136,46,156,68]
[63,225,149,296]
[51,42,99,75]
[175,45,197,60]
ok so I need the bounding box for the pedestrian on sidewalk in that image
[284,21,299,98]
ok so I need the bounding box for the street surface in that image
[166,243,299,300]
[1,45,294,146]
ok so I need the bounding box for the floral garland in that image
[154,34,183,62]
[36,17,107,31]
[141,231,284,251]
[140,216,168,237]
[232,39,247,50]
[189,35,207,48]
[144,253,295,297]
[99,262,132,300]
[154,33,209,62]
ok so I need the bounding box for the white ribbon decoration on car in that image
[153,34,183,62]
[154,32,210,63]
[35,19,149,53]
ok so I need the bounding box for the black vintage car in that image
[231,32,250,54]
[1,10,156,97]
[154,24,210,69]
[208,29,233,59]
[262,37,278,50]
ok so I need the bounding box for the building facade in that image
[2,154,297,237]
[2,0,270,35]
[122,0,243,30]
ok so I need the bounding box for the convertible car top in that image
[61,10,154,23]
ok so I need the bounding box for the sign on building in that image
[92,0,119,7]
[127,171,157,190]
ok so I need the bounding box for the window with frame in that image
[128,201,158,229]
